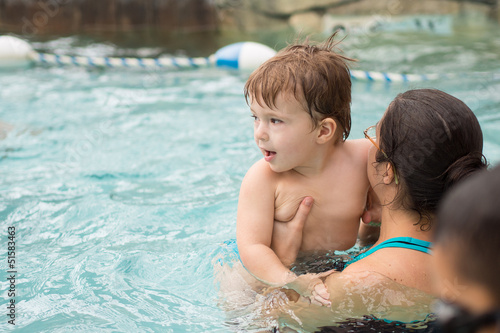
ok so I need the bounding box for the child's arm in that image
[237,160,298,286]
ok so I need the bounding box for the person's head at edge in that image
[372,88,487,230]
[433,165,500,333]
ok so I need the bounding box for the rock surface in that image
[0,0,218,36]
[0,0,497,44]
[289,11,323,34]
[249,0,346,16]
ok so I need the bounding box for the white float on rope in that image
[0,35,35,69]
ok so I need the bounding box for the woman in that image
[279,88,487,327]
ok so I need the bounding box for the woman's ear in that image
[317,118,337,144]
[383,163,396,185]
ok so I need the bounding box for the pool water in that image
[1,29,500,332]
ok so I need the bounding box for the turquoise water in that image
[1,31,500,332]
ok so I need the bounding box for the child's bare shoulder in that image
[242,158,280,188]
[343,139,371,162]
[345,138,371,152]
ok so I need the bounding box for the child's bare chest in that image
[274,170,367,251]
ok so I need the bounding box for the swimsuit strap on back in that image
[344,237,432,268]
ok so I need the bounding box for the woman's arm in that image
[271,196,313,267]
[270,195,332,304]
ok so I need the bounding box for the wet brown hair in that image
[436,165,500,305]
[244,33,355,141]
[378,89,487,230]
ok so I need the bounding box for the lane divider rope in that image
[30,51,216,69]
[29,51,495,83]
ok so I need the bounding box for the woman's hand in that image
[361,186,382,225]
[359,186,382,247]
[271,197,314,267]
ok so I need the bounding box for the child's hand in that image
[311,283,331,306]
[271,197,314,266]
[284,270,335,306]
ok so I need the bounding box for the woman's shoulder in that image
[340,247,434,294]
[341,252,381,275]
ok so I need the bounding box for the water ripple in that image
[1,30,500,332]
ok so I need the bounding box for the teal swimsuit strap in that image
[371,237,432,254]
[345,237,432,268]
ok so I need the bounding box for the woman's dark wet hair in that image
[378,89,487,230]
[435,165,500,305]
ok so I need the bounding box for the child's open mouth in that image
[264,150,276,162]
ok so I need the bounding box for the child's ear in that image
[317,118,337,144]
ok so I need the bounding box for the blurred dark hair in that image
[378,89,487,230]
[435,165,500,305]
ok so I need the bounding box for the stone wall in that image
[0,0,218,36]
[0,0,497,44]
[216,0,498,34]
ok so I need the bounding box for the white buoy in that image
[0,36,34,69]
[215,41,276,71]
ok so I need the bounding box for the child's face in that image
[250,92,318,173]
